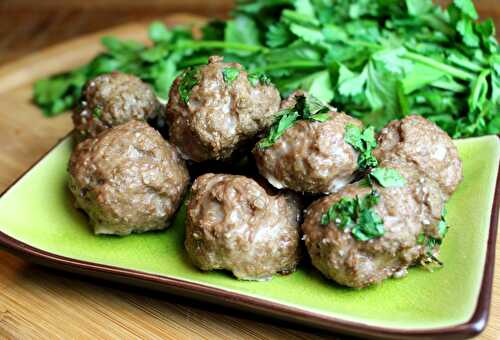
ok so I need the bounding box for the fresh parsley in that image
[344,124,406,187]
[258,93,332,149]
[344,124,378,171]
[33,1,500,139]
[92,106,102,118]
[258,110,299,149]
[222,67,240,86]
[418,209,449,269]
[248,72,271,87]
[369,167,406,188]
[321,190,384,241]
[178,67,199,104]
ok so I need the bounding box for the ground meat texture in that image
[373,115,462,197]
[73,72,162,140]
[166,56,281,162]
[68,120,189,235]
[185,173,301,280]
[378,157,446,240]
[302,167,445,288]
[253,112,362,194]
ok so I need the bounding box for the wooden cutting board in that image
[0,14,498,340]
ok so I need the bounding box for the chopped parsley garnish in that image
[321,190,384,241]
[258,110,299,149]
[344,124,378,171]
[222,67,240,86]
[178,67,199,104]
[320,129,406,241]
[369,167,406,188]
[418,209,449,270]
[258,93,332,149]
[92,106,102,118]
[248,72,271,87]
[345,124,406,188]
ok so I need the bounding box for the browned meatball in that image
[68,120,189,235]
[374,115,462,197]
[185,173,301,280]
[302,162,446,288]
[253,111,362,194]
[166,56,281,162]
[73,72,162,140]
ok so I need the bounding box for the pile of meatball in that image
[68,55,463,287]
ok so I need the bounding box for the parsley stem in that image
[178,56,209,68]
[469,69,490,111]
[402,52,475,81]
[253,60,324,73]
[176,40,268,53]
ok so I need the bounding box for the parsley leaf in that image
[418,208,449,270]
[344,124,378,170]
[452,0,479,20]
[258,110,299,149]
[178,67,199,104]
[222,67,240,86]
[266,22,294,48]
[258,93,332,148]
[321,190,384,241]
[345,125,406,187]
[224,15,260,56]
[309,113,332,122]
[248,73,271,87]
[406,0,433,16]
[93,107,103,118]
[370,167,406,188]
[353,208,384,241]
[148,21,173,44]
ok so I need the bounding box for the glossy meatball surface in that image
[185,173,301,280]
[253,111,362,194]
[166,56,281,162]
[374,115,462,197]
[302,162,446,288]
[68,120,189,235]
[73,72,162,140]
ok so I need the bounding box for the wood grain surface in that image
[0,3,499,340]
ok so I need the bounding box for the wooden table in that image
[0,1,499,339]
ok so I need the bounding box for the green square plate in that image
[0,135,498,339]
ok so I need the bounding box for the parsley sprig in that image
[222,67,240,86]
[344,124,378,171]
[418,209,450,270]
[369,167,406,188]
[92,106,102,118]
[248,73,271,87]
[178,67,200,104]
[344,124,407,188]
[321,190,384,241]
[257,93,332,149]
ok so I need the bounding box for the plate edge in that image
[0,135,498,340]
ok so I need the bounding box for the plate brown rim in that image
[0,135,498,340]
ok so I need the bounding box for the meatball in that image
[302,163,446,288]
[373,115,462,197]
[166,56,281,162]
[68,120,189,235]
[253,109,363,194]
[185,173,301,280]
[73,72,162,140]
